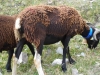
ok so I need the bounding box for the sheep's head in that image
[86,28,100,49]
[86,39,99,49]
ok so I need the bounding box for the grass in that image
[0,35,100,75]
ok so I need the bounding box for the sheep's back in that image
[17,5,89,46]
[45,6,88,37]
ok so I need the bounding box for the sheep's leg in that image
[12,38,27,75]
[12,38,35,75]
[26,41,35,57]
[12,54,17,75]
[6,50,14,72]
[15,38,26,58]
[66,46,75,64]
[34,41,44,75]
[61,37,75,72]
[61,37,70,72]
[15,38,35,58]
[62,38,75,65]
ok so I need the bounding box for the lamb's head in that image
[86,39,99,49]
[86,27,100,49]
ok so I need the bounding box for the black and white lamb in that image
[14,5,100,75]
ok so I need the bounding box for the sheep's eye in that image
[90,37,93,40]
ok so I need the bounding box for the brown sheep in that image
[0,15,35,72]
[14,5,100,75]
[0,15,17,72]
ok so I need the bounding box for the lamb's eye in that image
[90,37,93,40]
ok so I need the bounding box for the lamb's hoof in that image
[69,58,76,64]
[61,63,67,72]
[7,69,12,72]
[6,67,12,72]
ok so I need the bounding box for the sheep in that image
[0,15,17,72]
[0,15,35,72]
[14,5,100,75]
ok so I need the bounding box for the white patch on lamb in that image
[15,18,21,29]
[12,54,18,75]
[34,51,44,75]
[14,18,22,41]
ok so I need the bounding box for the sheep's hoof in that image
[69,58,76,64]
[6,66,12,72]
[7,69,12,72]
[61,63,67,72]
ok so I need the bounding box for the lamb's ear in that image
[96,32,100,40]
[93,29,100,40]
[86,23,93,26]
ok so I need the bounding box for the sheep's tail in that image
[14,17,22,42]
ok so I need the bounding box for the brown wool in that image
[0,15,17,51]
[16,5,89,46]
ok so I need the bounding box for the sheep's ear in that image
[86,23,93,26]
[93,28,100,41]
[97,32,100,40]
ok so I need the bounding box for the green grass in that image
[1,35,100,75]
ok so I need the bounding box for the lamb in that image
[14,5,100,75]
[0,15,35,72]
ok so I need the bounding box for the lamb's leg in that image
[15,38,26,58]
[12,38,26,75]
[12,54,17,75]
[12,38,35,75]
[15,38,35,58]
[61,37,75,72]
[26,41,35,57]
[66,46,75,64]
[34,41,44,75]
[6,50,14,72]
[61,37,70,72]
